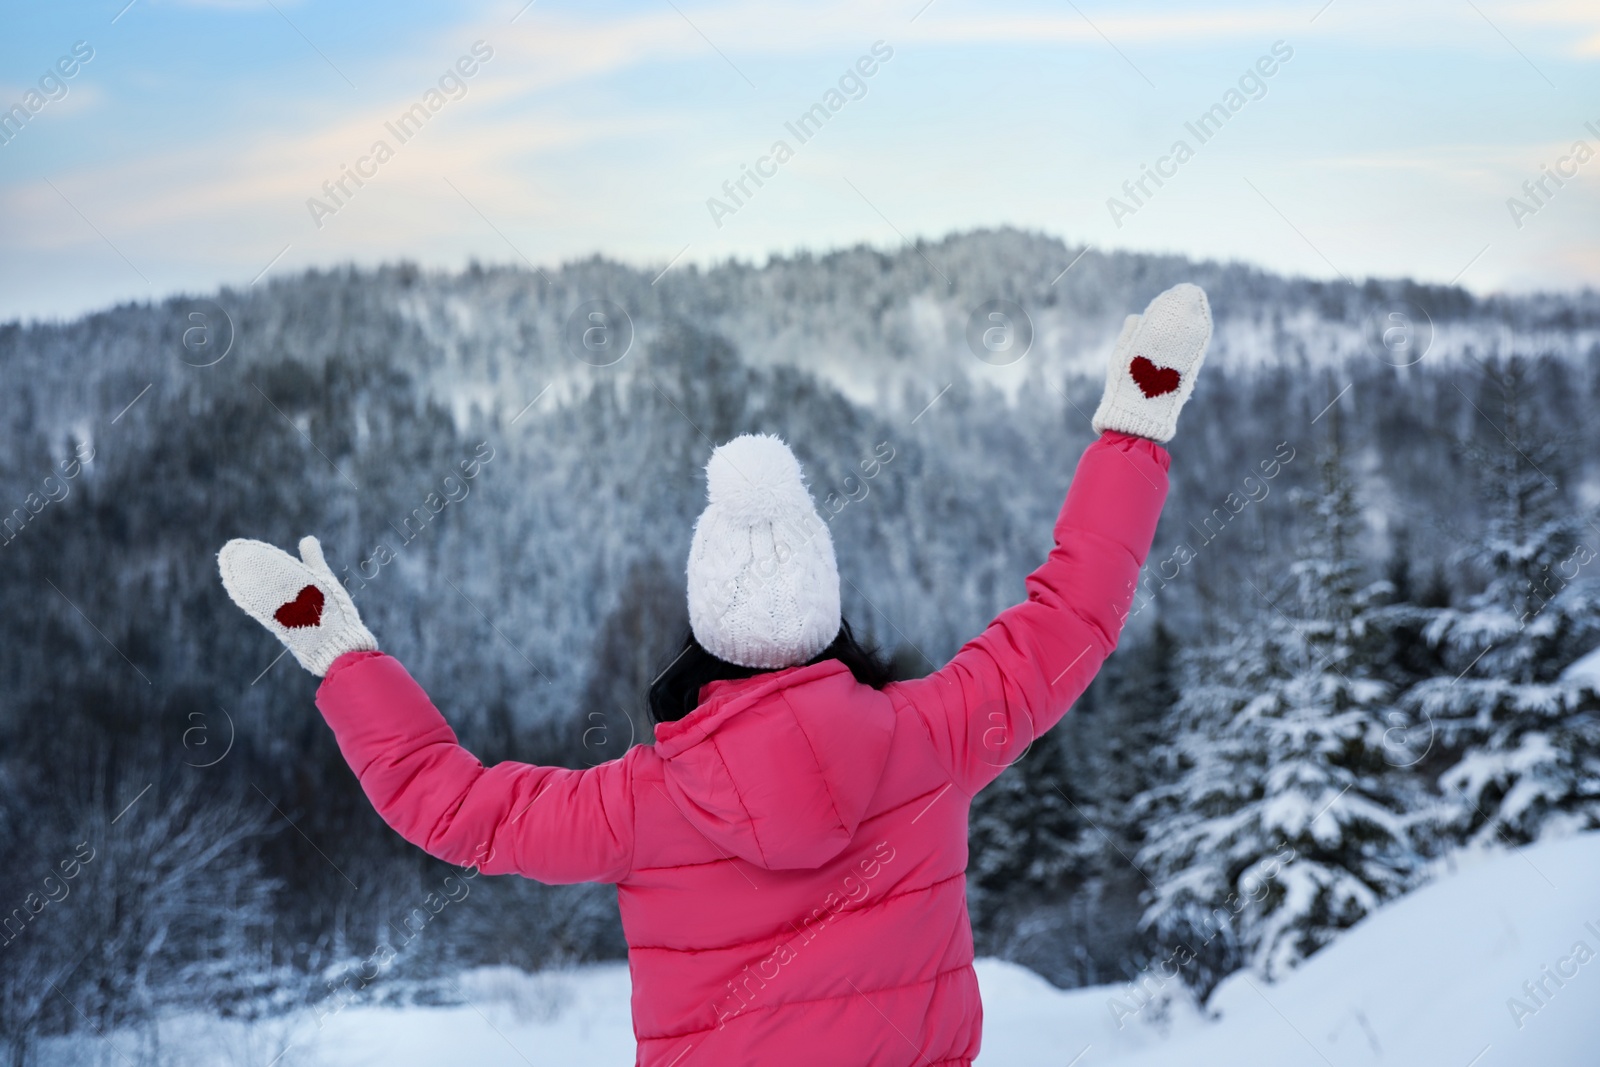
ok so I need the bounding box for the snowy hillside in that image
[40,834,1597,1066]
[1098,831,1600,1066]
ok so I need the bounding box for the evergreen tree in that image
[965,623,1180,987]
[1400,357,1600,848]
[568,555,685,766]
[1098,621,1182,816]
[1134,414,1417,990]
[967,728,1094,948]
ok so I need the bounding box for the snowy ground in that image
[40,833,1600,1066]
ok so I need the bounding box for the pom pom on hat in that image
[686,433,842,670]
[704,433,807,517]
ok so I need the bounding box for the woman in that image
[218,283,1212,1066]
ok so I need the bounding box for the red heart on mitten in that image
[274,584,325,629]
[1130,355,1181,398]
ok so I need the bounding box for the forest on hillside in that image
[2,228,1598,1059]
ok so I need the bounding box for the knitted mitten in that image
[1091,282,1213,443]
[217,536,377,676]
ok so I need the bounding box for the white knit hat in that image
[686,433,842,669]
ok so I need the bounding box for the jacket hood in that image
[650,659,897,870]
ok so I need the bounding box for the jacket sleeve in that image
[885,430,1169,798]
[313,651,635,884]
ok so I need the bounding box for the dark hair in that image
[647,618,895,726]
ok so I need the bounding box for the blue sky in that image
[1,0,1597,321]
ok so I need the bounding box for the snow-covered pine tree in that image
[966,622,1184,988]
[1133,403,1417,991]
[966,727,1095,950]
[1399,357,1600,848]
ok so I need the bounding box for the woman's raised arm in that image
[886,283,1210,798]
[885,431,1169,797]
[315,649,635,883]
[217,535,636,884]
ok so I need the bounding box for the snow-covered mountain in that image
[4,230,1598,1058]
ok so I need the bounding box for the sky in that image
[1,0,1597,323]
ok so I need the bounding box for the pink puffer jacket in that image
[314,430,1169,1066]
